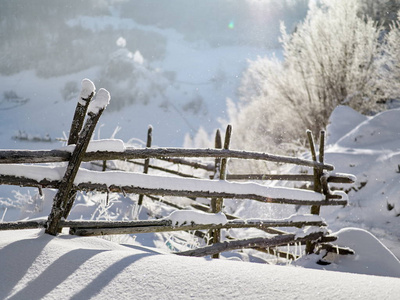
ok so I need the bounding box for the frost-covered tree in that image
[230,0,387,156]
[380,10,400,102]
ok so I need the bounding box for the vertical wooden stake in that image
[306,130,324,254]
[138,125,153,207]
[307,130,322,213]
[46,88,110,235]
[319,131,325,166]
[209,129,222,246]
[211,125,232,259]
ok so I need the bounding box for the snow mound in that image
[1,229,399,299]
[326,105,367,145]
[295,228,400,278]
[332,228,400,277]
[335,108,400,149]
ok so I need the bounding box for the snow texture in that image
[59,139,126,153]
[335,108,400,149]
[326,105,368,145]
[88,88,110,114]
[166,210,228,226]
[79,78,96,105]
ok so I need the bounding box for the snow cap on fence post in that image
[88,88,110,115]
[79,78,96,105]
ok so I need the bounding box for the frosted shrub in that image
[231,0,388,156]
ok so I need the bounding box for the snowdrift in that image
[1,229,399,300]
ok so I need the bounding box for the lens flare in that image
[228,21,234,29]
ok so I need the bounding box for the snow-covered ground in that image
[0,228,399,300]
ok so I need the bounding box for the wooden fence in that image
[0,79,355,261]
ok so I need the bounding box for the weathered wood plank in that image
[0,148,334,170]
[0,220,47,230]
[226,174,355,183]
[175,231,326,257]
[158,157,215,171]
[68,219,326,236]
[0,149,71,164]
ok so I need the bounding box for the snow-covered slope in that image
[0,229,399,300]
[321,106,400,258]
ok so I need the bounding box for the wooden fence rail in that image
[0,148,334,170]
[0,216,327,235]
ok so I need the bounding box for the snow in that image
[0,229,399,300]
[133,50,144,65]
[166,210,228,226]
[321,106,400,259]
[334,108,400,149]
[79,78,96,105]
[295,228,400,278]
[88,88,110,114]
[285,214,324,223]
[60,139,126,153]
[294,226,329,239]
[326,105,368,145]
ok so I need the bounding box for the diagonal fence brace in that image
[45,88,110,235]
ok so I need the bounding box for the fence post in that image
[46,88,110,235]
[305,130,325,254]
[209,130,222,247]
[137,125,153,207]
[210,125,232,259]
[62,79,95,222]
